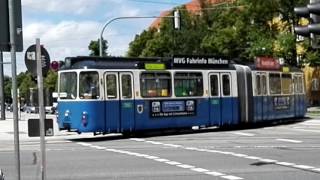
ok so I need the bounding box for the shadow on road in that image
[69,118,308,142]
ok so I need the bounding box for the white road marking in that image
[276,162,295,166]
[222,175,243,180]
[165,161,181,165]
[131,138,320,173]
[276,139,302,143]
[76,142,242,179]
[191,168,209,172]
[312,168,320,172]
[292,165,315,170]
[76,142,91,147]
[205,171,225,176]
[230,132,255,137]
[259,159,277,163]
[177,164,194,169]
[284,127,320,133]
[154,158,169,162]
[162,144,183,148]
[245,156,261,160]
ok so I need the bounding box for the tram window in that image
[256,74,261,95]
[121,75,132,99]
[269,73,281,95]
[282,74,292,94]
[210,75,219,96]
[174,72,203,97]
[140,72,171,97]
[261,75,267,95]
[294,75,304,94]
[222,74,231,96]
[59,72,77,99]
[106,74,117,99]
[79,72,100,99]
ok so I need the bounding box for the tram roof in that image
[61,56,236,70]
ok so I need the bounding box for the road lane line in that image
[276,139,302,143]
[191,168,209,172]
[292,165,315,170]
[76,142,243,179]
[276,162,295,166]
[222,175,243,180]
[230,132,255,137]
[130,138,320,174]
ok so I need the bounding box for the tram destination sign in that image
[172,56,229,68]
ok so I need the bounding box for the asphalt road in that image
[1,116,320,180]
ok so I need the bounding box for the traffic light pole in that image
[99,11,180,57]
[8,0,21,179]
[0,51,5,120]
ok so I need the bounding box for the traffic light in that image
[294,0,320,48]
[174,10,180,30]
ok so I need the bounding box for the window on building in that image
[174,72,203,97]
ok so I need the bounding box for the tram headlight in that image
[81,111,88,127]
[64,110,70,117]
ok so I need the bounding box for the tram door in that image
[255,73,268,121]
[104,72,120,132]
[119,72,135,132]
[104,72,135,133]
[220,73,233,125]
[209,73,221,126]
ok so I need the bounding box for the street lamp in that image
[99,10,180,57]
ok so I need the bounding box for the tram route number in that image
[150,100,196,117]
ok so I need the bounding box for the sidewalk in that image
[0,111,74,142]
[307,106,320,114]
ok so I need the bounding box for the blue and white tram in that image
[56,56,306,134]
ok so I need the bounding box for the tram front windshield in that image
[59,72,77,99]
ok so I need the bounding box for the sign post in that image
[25,40,50,180]
[0,51,5,120]
[36,38,47,180]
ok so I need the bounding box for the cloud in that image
[22,0,103,15]
[23,21,114,60]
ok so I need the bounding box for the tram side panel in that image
[58,101,105,133]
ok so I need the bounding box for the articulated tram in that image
[56,56,306,134]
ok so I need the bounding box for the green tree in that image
[44,70,58,92]
[127,29,156,57]
[89,39,108,56]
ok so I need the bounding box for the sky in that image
[2,0,190,75]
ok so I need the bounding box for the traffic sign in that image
[28,119,54,137]
[24,44,50,77]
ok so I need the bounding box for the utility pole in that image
[8,0,21,179]
[0,51,5,120]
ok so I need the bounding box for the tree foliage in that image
[89,39,108,56]
[127,0,315,66]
